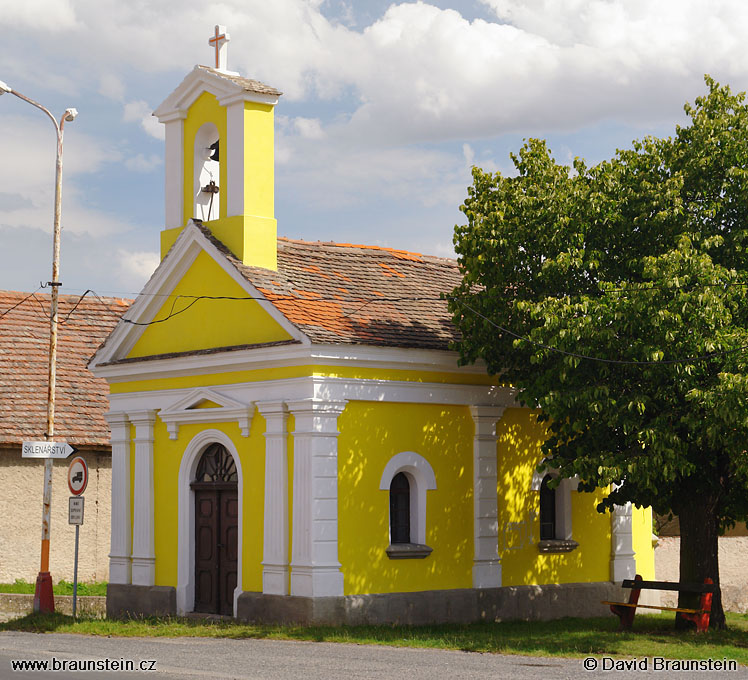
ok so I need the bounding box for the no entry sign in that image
[67,457,88,496]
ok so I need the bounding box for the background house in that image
[0,290,129,584]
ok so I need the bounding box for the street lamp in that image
[0,80,77,614]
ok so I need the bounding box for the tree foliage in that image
[450,78,748,628]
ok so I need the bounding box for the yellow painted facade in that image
[121,353,655,595]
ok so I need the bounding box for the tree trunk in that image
[676,493,725,630]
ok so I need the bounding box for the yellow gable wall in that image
[127,250,292,358]
[338,401,474,595]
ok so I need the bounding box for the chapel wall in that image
[496,408,614,587]
[337,400,475,595]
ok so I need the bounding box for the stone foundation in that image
[236,582,630,626]
[106,584,176,619]
[105,581,640,624]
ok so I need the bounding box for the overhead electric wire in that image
[0,286,43,321]
[5,284,748,366]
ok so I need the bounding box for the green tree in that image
[450,77,748,630]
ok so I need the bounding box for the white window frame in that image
[379,451,436,546]
[531,467,579,545]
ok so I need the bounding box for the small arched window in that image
[379,451,436,559]
[539,474,556,540]
[390,472,411,544]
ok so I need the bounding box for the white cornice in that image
[91,339,492,384]
[105,375,518,414]
[154,66,279,122]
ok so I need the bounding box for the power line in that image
[6,284,748,366]
[0,287,43,321]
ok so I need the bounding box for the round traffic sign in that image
[68,456,88,496]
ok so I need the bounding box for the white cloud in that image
[10,0,748,143]
[294,117,326,139]
[98,73,125,101]
[0,115,129,237]
[123,100,164,140]
[0,0,77,30]
[125,153,162,172]
[115,249,160,289]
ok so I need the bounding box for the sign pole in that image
[72,523,79,619]
[67,457,87,619]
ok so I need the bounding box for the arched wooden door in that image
[191,443,238,615]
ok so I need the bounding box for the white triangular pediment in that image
[159,387,254,439]
[88,220,309,371]
[154,66,279,122]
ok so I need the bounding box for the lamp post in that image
[0,80,77,614]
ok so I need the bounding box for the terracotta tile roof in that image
[198,225,462,350]
[196,65,282,96]
[0,291,130,448]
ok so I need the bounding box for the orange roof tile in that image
[198,225,463,350]
[0,291,130,448]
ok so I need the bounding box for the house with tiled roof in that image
[89,37,655,622]
[0,290,129,584]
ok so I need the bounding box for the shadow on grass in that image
[2,612,747,663]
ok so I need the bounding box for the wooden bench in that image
[602,574,716,632]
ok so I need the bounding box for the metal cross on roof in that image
[208,25,230,71]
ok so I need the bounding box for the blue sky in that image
[1,0,747,298]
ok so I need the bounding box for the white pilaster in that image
[470,405,505,588]
[257,400,289,595]
[610,502,637,582]
[105,412,132,585]
[225,101,245,218]
[288,399,347,597]
[163,116,186,229]
[130,410,157,586]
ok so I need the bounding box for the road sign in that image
[68,497,84,525]
[67,457,88,496]
[22,441,77,459]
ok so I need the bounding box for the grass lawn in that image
[0,580,107,597]
[2,611,747,663]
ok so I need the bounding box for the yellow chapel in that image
[89,27,654,623]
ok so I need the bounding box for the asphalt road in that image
[2,631,747,680]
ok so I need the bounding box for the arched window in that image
[531,466,580,553]
[193,122,220,222]
[379,451,436,559]
[390,472,411,544]
[539,474,556,540]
